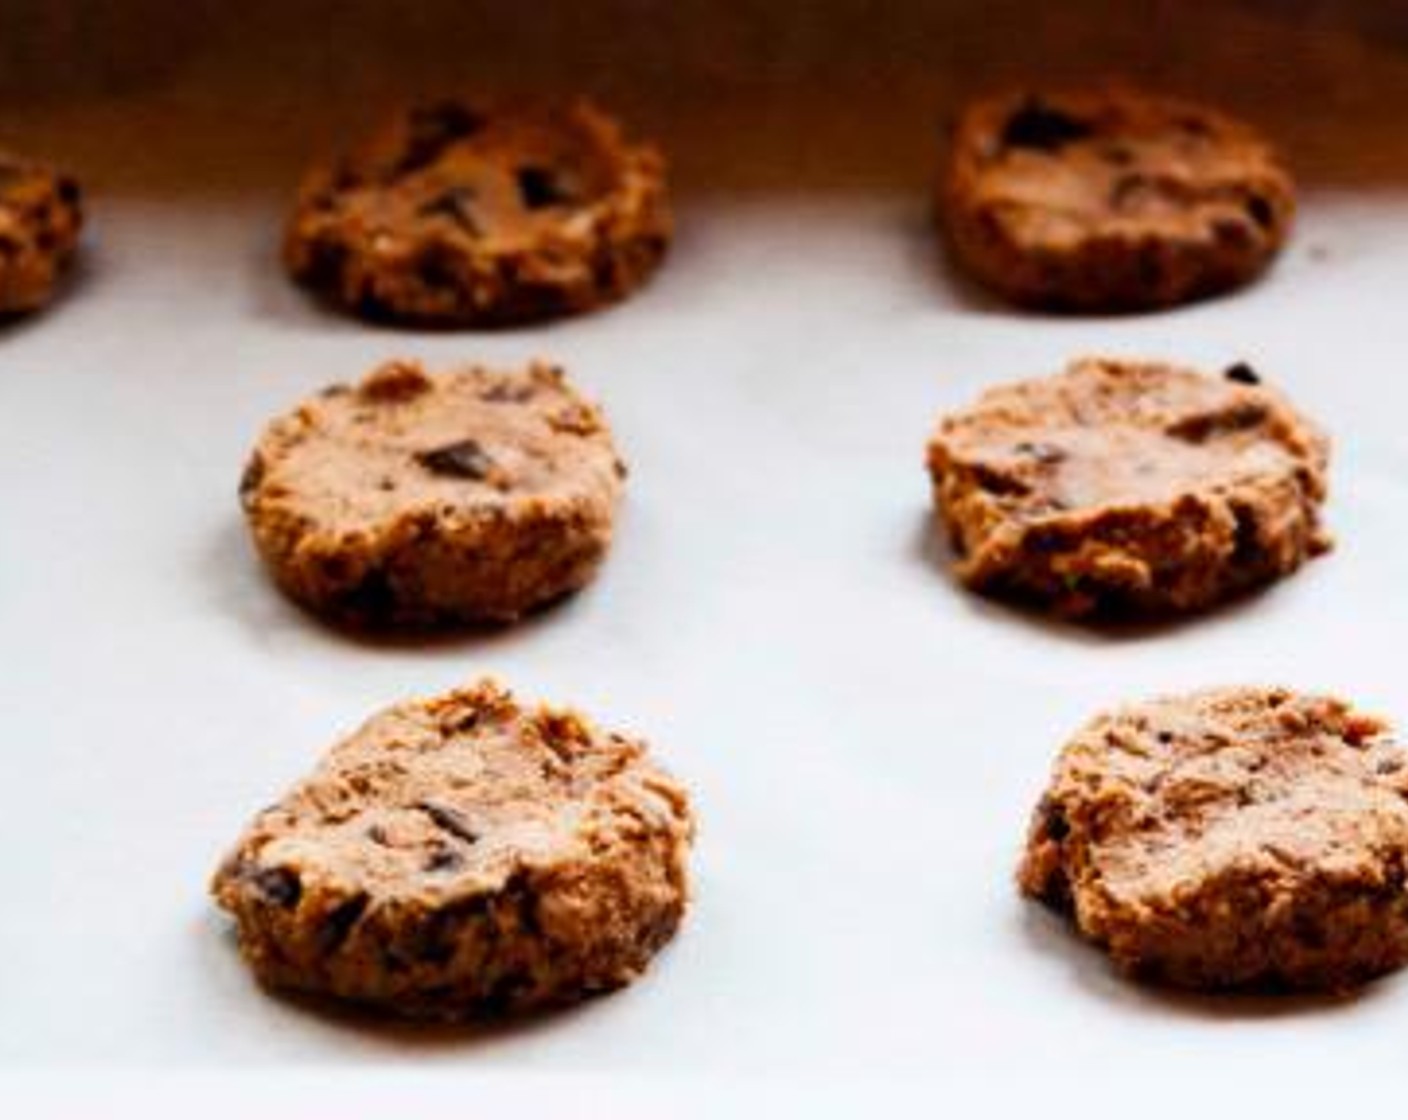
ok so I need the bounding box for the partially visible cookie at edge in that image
[0,150,82,314]
[941,86,1294,312]
[212,678,695,1018]
[1019,687,1408,991]
[925,356,1331,619]
[240,358,626,628]
[284,97,671,326]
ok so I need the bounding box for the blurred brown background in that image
[2,1,1407,193]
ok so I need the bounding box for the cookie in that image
[941,87,1294,311]
[1020,687,1408,991]
[284,97,671,326]
[212,679,694,1018]
[240,358,626,628]
[0,151,81,314]
[925,357,1330,618]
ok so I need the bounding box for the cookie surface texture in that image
[942,87,1294,311]
[1020,687,1408,991]
[284,97,671,325]
[212,679,695,1018]
[241,358,626,628]
[925,357,1330,618]
[0,151,81,314]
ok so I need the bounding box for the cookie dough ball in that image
[0,151,81,314]
[240,358,626,629]
[925,357,1330,618]
[1020,687,1408,991]
[213,679,695,1018]
[284,97,671,325]
[941,87,1294,312]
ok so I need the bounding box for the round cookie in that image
[925,357,1330,618]
[0,151,81,314]
[212,679,695,1018]
[1020,687,1408,991]
[284,97,671,326]
[240,358,626,628]
[941,87,1294,312]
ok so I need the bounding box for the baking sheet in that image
[4,7,1408,1109]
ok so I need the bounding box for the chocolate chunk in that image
[336,565,397,619]
[481,969,534,1013]
[418,800,481,845]
[971,463,1033,497]
[1000,99,1094,152]
[423,847,464,873]
[1042,801,1070,841]
[1246,193,1276,230]
[1231,502,1265,566]
[418,186,481,235]
[56,175,80,206]
[315,893,369,955]
[1224,362,1261,385]
[250,866,302,909]
[301,236,347,292]
[1167,401,1269,442]
[1014,440,1067,465]
[396,101,485,174]
[414,245,463,292]
[416,438,494,480]
[516,165,573,210]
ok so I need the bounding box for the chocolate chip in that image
[423,847,464,873]
[1231,502,1264,567]
[1000,99,1094,152]
[418,186,481,235]
[315,893,369,955]
[396,101,485,174]
[249,866,302,909]
[1246,193,1275,230]
[481,969,534,1014]
[414,245,462,292]
[336,565,397,619]
[416,438,494,480]
[1168,401,1269,442]
[418,800,481,845]
[1224,362,1261,385]
[1014,440,1066,465]
[366,824,391,846]
[1042,802,1070,842]
[300,236,347,292]
[516,165,573,209]
[971,463,1032,497]
[56,175,80,207]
